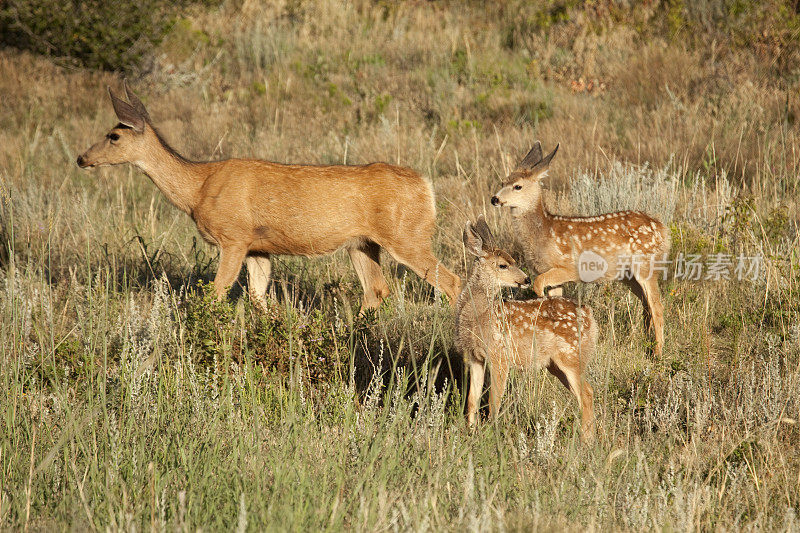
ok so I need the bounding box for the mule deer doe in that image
[77,83,461,309]
[455,216,597,439]
[491,142,670,356]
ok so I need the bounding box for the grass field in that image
[1,1,799,530]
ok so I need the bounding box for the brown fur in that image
[77,84,461,308]
[455,217,597,440]
[492,142,670,356]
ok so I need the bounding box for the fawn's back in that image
[492,296,597,371]
[542,210,671,278]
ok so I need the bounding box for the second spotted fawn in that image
[455,216,598,440]
[491,141,670,356]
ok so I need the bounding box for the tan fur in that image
[492,142,670,356]
[77,84,461,308]
[455,217,597,441]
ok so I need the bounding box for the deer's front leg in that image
[533,267,577,297]
[488,360,509,420]
[213,245,248,300]
[466,357,486,427]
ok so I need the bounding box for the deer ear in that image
[518,142,559,176]
[539,143,559,168]
[517,141,543,170]
[123,80,151,123]
[463,222,486,257]
[473,215,495,251]
[108,86,145,133]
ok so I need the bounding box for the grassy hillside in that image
[1,0,799,530]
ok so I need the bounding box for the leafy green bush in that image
[247,300,367,384]
[0,0,216,71]
[181,281,236,366]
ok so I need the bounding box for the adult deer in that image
[77,83,461,309]
[490,141,670,356]
[455,216,597,440]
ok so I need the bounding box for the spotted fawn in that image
[455,216,598,440]
[491,142,670,356]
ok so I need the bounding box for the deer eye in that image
[499,263,508,269]
[513,184,522,191]
[107,133,120,141]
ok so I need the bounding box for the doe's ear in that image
[123,79,151,123]
[108,86,145,133]
[463,221,486,258]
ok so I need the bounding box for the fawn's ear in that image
[473,215,495,251]
[517,141,543,170]
[123,80,151,123]
[108,86,145,132]
[517,142,559,176]
[539,143,559,168]
[463,221,486,257]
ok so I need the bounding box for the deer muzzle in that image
[76,154,93,168]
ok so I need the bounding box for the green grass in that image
[1,246,798,530]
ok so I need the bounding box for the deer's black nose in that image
[523,276,531,285]
[491,196,500,206]
[77,155,86,167]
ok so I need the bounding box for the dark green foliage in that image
[500,0,579,50]
[0,0,217,71]
[246,301,370,384]
[174,281,373,384]
[181,281,235,365]
[497,0,800,75]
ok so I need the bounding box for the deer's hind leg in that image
[622,275,652,333]
[384,244,461,304]
[547,358,595,442]
[347,239,391,311]
[245,253,272,309]
[634,270,665,358]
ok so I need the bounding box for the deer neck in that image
[457,264,501,337]
[512,192,552,238]
[133,128,205,215]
